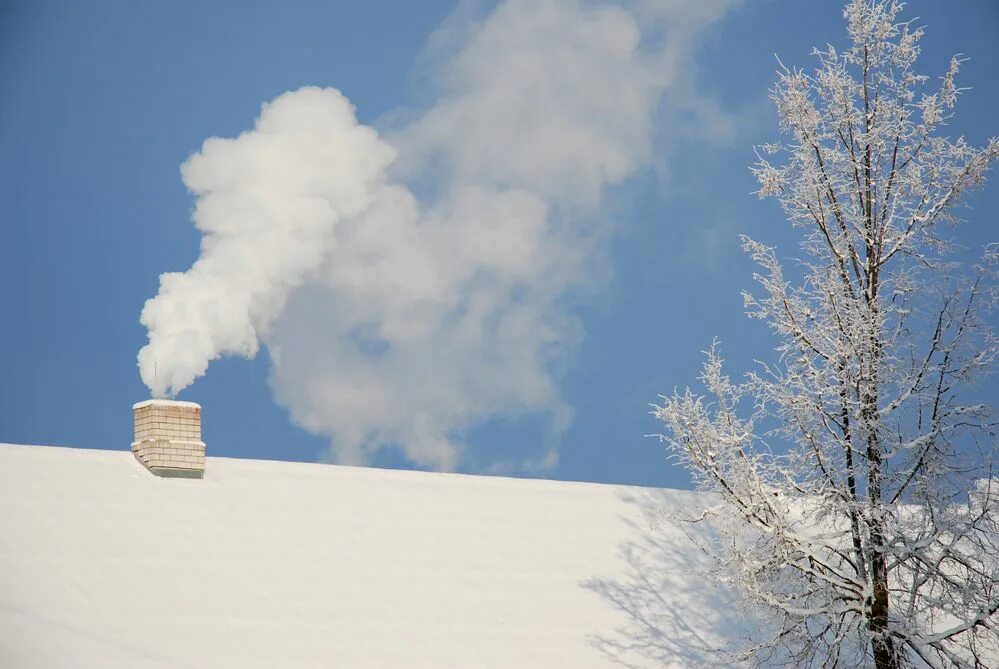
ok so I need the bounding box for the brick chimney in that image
[131,400,206,478]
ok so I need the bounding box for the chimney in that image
[131,400,206,478]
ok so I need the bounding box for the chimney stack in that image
[131,400,206,478]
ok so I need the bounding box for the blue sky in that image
[2,0,996,488]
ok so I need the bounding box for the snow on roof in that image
[132,399,201,410]
[0,443,746,668]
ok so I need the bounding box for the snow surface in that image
[132,399,201,410]
[0,443,747,668]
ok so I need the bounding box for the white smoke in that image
[138,0,736,471]
[138,87,395,397]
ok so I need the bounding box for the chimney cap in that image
[132,399,202,410]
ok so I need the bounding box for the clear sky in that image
[2,0,996,488]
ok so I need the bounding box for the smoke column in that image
[138,87,394,397]
[138,0,736,471]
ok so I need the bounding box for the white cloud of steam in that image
[138,0,737,471]
[139,88,395,397]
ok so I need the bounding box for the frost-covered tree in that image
[652,2,998,667]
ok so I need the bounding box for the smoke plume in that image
[139,88,394,397]
[138,0,736,471]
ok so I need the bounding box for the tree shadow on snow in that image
[582,488,759,668]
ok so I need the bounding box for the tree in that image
[652,1,999,667]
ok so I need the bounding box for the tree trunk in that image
[869,535,901,669]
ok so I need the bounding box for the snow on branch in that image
[654,2,998,666]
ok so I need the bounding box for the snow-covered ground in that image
[0,443,748,668]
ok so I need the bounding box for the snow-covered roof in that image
[0,443,743,668]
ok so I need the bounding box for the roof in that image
[0,443,744,668]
